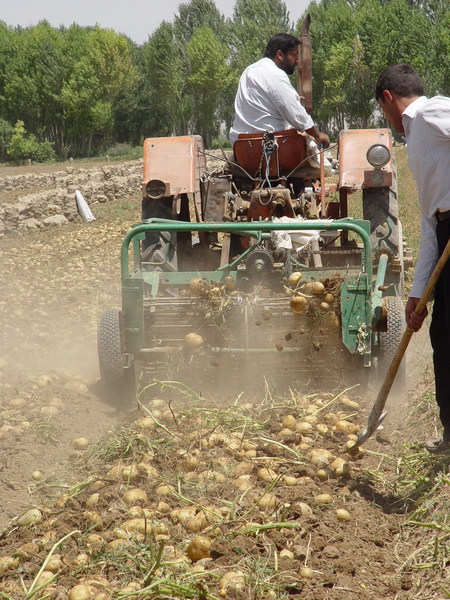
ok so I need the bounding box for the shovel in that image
[348,236,450,454]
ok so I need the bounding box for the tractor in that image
[97,18,411,402]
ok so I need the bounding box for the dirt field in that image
[0,159,448,599]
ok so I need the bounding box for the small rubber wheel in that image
[379,296,406,392]
[98,309,135,405]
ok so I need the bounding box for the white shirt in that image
[229,57,315,145]
[402,95,450,297]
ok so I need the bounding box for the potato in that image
[17,508,42,527]
[290,295,307,314]
[45,555,63,573]
[335,420,358,435]
[300,566,314,579]
[190,277,207,296]
[32,470,43,481]
[121,465,140,482]
[325,311,340,329]
[257,467,277,482]
[288,272,303,286]
[9,397,27,408]
[198,470,226,483]
[184,512,209,533]
[85,493,100,509]
[311,281,325,295]
[0,556,19,576]
[68,584,95,600]
[170,506,197,524]
[231,462,253,477]
[184,455,199,471]
[323,292,335,304]
[122,519,152,534]
[85,534,104,552]
[316,423,329,436]
[232,475,253,491]
[257,493,278,509]
[65,381,89,394]
[330,458,350,478]
[218,571,245,595]
[296,421,313,434]
[73,437,89,450]
[156,483,175,496]
[123,488,148,506]
[84,511,103,530]
[281,414,297,431]
[279,548,294,560]
[339,395,361,410]
[336,508,351,522]
[309,448,333,467]
[319,301,331,311]
[184,333,204,349]
[314,493,333,505]
[316,468,332,482]
[187,536,211,562]
[16,543,39,558]
[136,416,155,430]
[224,276,236,291]
[283,475,298,486]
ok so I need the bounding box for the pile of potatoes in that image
[0,391,364,599]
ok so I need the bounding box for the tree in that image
[187,26,233,147]
[2,22,67,145]
[174,0,226,47]
[61,27,137,155]
[142,22,186,136]
[230,0,292,75]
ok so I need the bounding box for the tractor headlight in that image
[366,144,390,168]
[146,179,166,199]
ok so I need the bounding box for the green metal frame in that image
[120,217,374,359]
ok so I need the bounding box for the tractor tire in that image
[98,309,135,405]
[379,296,406,392]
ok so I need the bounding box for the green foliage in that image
[230,0,292,74]
[7,120,56,163]
[0,118,13,160]
[187,26,233,147]
[142,22,186,136]
[0,1,447,157]
[105,142,143,159]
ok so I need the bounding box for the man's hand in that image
[304,126,330,149]
[315,131,330,148]
[406,296,428,331]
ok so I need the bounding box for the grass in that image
[86,426,170,463]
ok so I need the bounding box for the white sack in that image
[75,189,96,222]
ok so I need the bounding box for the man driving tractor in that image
[229,33,330,150]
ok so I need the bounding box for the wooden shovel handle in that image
[350,235,450,452]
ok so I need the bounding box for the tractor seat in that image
[232,129,307,178]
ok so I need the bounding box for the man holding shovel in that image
[376,64,450,453]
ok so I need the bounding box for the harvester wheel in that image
[98,309,135,405]
[379,296,406,391]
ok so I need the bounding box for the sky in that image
[1,0,312,45]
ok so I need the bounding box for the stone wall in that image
[0,160,142,236]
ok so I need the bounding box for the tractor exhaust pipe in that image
[297,14,312,115]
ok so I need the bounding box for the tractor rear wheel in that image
[379,296,406,392]
[98,309,135,405]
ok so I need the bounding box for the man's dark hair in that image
[264,33,300,59]
[375,63,424,101]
